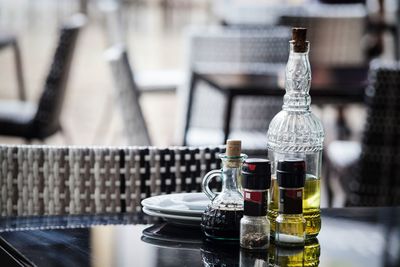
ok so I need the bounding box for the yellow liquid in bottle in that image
[268,175,321,237]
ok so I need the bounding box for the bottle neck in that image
[283,42,311,112]
[219,154,245,193]
[221,162,241,192]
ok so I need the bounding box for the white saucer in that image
[141,193,210,216]
[142,207,201,226]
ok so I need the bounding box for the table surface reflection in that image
[0,207,399,267]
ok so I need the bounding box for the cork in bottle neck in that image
[226,139,241,157]
[291,27,309,53]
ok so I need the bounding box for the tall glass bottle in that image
[267,28,324,237]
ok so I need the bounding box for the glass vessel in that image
[240,216,270,249]
[275,159,306,247]
[275,214,306,247]
[201,141,247,240]
[267,28,324,237]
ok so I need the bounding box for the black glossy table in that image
[0,207,399,267]
[184,67,368,145]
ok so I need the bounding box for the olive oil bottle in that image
[266,28,324,237]
[275,159,306,247]
[269,175,321,236]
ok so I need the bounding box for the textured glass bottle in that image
[201,140,246,240]
[267,28,324,237]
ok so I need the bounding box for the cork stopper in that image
[291,27,308,53]
[226,139,241,157]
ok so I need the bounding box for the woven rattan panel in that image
[0,145,222,216]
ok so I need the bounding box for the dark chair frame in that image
[328,62,400,207]
[0,14,86,142]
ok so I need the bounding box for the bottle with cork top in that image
[240,159,271,250]
[201,139,247,240]
[275,159,306,247]
[267,27,324,237]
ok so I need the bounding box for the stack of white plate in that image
[141,193,210,226]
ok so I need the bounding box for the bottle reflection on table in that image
[303,238,320,267]
[201,239,240,267]
[200,237,319,267]
[240,248,268,267]
[270,237,320,267]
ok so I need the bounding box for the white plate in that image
[142,207,201,226]
[141,193,210,216]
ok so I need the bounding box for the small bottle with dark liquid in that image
[201,140,247,241]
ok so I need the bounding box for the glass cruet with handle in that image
[200,139,247,241]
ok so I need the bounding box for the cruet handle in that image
[202,169,221,201]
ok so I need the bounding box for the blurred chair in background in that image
[315,0,398,61]
[0,33,26,100]
[318,0,366,4]
[0,144,222,216]
[96,1,183,145]
[212,0,305,26]
[279,4,367,68]
[0,14,86,143]
[365,0,399,61]
[182,26,291,151]
[98,1,184,93]
[327,61,400,207]
[104,44,152,146]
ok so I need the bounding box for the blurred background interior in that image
[0,0,399,208]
